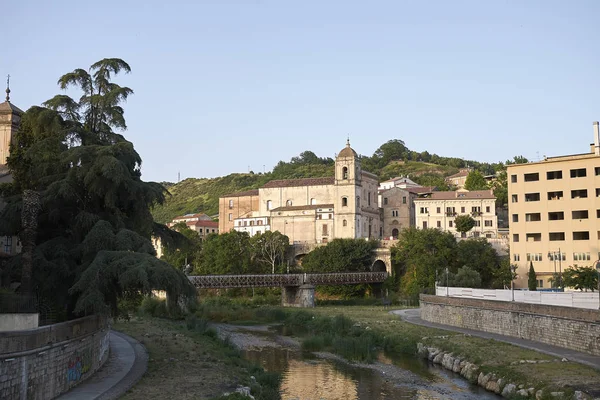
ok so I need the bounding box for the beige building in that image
[380,187,427,239]
[167,213,218,239]
[414,189,498,238]
[508,122,600,289]
[446,168,472,189]
[219,141,382,244]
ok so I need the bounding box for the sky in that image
[3,0,600,182]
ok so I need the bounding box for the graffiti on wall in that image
[66,349,92,383]
[99,333,109,362]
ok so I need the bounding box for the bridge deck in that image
[189,272,387,289]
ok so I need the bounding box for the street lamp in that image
[548,251,557,289]
[510,265,518,301]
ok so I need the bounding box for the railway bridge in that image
[188,271,388,307]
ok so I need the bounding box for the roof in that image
[262,177,334,188]
[187,220,218,228]
[447,170,470,179]
[271,203,334,212]
[337,139,358,158]
[173,213,209,220]
[222,189,259,198]
[0,101,23,115]
[406,186,435,194]
[414,189,495,201]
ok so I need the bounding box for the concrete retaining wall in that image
[0,315,109,400]
[0,314,39,332]
[420,294,600,356]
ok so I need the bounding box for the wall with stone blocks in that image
[420,294,600,356]
[0,315,109,400]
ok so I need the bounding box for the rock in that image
[433,352,445,364]
[416,343,429,358]
[485,379,500,393]
[535,390,544,400]
[561,358,568,362]
[428,349,440,361]
[478,372,492,387]
[235,386,255,399]
[519,384,525,389]
[550,392,564,398]
[501,383,516,397]
[460,363,479,383]
[528,388,535,395]
[573,391,591,400]
[517,389,529,397]
[452,358,462,373]
[526,360,537,364]
[442,353,455,370]
[496,378,505,394]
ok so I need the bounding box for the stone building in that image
[445,168,472,189]
[219,141,382,243]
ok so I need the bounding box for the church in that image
[219,141,382,244]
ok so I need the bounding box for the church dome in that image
[338,139,357,158]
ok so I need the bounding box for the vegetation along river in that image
[217,324,500,400]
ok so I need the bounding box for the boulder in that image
[485,379,500,393]
[516,389,529,397]
[433,352,445,364]
[573,391,591,400]
[501,384,516,397]
[452,359,462,373]
[442,353,455,370]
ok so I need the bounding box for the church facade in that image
[219,141,382,244]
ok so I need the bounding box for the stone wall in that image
[420,294,600,356]
[0,314,39,332]
[0,315,109,400]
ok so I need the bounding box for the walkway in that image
[392,308,600,371]
[57,331,148,400]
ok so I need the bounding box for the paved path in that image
[392,308,600,371]
[57,330,148,400]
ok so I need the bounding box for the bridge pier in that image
[281,284,315,308]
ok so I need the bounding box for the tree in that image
[0,59,195,317]
[454,214,476,235]
[161,222,202,273]
[505,155,529,165]
[528,262,537,291]
[464,170,488,191]
[455,238,499,287]
[492,257,517,289]
[196,231,255,275]
[562,266,598,291]
[250,230,289,274]
[490,170,508,207]
[372,139,408,169]
[448,266,482,288]
[392,228,457,297]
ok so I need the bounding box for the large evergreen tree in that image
[0,59,195,317]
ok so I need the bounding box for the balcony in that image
[471,211,482,217]
[445,211,457,217]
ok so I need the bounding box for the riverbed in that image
[214,324,500,399]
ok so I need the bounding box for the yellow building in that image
[508,122,600,289]
[218,141,382,243]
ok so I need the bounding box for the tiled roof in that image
[187,220,218,228]
[271,203,334,212]
[406,186,435,194]
[222,189,259,198]
[447,170,470,179]
[262,177,334,188]
[414,190,495,200]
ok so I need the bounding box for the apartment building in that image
[414,189,498,238]
[508,122,600,289]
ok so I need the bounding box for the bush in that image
[139,296,168,317]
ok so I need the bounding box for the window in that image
[249,221,254,226]
[422,221,428,229]
[322,224,328,236]
[570,168,587,178]
[596,167,600,176]
[449,221,453,228]
[511,194,518,203]
[343,219,347,227]
[356,196,360,207]
[471,206,481,213]
[368,193,371,206]
[485,220,493,227]
[228,213,232,221]
[3,236,12,254]
[549,252,566,261]
[228,199,234,209]
[383,197,388,205]
[545,192,562,203]
[572,210,589,219]
[420,207,429,214]
[511,175,517,183]
[547,170,563,180]
[513,254,520,262]
[573,231,590,240]
[342,167,348,179]
[526,253,543,262]
[524,173,539,182]
[311,198,317,205]
[571,189,588,199]
[549,232,565,241]
[526,233,541,242]
[548,211,564,220]
[244,221,248,226]
[512,234,519,242]
[573,252,591,261]
[486,206,490,213]
[537,280,544,288]
[525,193,540,202]
[317,214,322,220]
[597,188,600,197]
[286,200,293,206]
[474,220,481,227]
[328,214,332,219]
[437,221,441,228]
[402,196,407,204]
[512,214,519,223]
[436,207,441,214]
[391,210,399,217]
[598,209,600,218]
[461,207,465,213]
[342,197,348,207]
[525,213,541,222]
[266,200,272,210]
[257,220,262,225]
[446,207,456,216]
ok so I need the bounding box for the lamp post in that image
[445,267,449,297]
[548,251,557,289]
[558,247,562,290]
[510,265,518,301]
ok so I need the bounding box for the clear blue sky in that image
[4,0,600,182]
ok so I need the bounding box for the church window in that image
[402,196,407,204]
[266,200,272,210]
[343,220,347,227]
[342,197,348,207]
[342,167,348,179]
[286,200,292,206]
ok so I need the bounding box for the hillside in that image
[151,146,463,224]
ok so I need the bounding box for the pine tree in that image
[528,261,537,291]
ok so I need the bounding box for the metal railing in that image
[0,293,37,313]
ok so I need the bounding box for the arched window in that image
[310,198,317,205]
[343,220,347,227]
[286,200,292,206]
[266,200,272,210]
[342,197,348,207]
[342,167,348,179]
